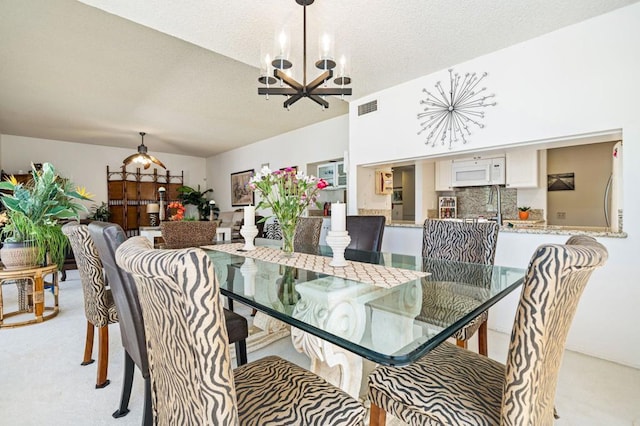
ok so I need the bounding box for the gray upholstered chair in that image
[62,222,118,389]
[346,215,386,252]
[88,222,153,424]
[159,220,217,249]
[368,235,608,426]
[294,216,323,252]
[115,236,365,425]
[420,218,499,355]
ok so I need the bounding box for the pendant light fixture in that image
[122,132,166,170]
[258,0,352,109]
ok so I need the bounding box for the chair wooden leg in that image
[81,321,95,365]
[369,402,387,426]
[478,320,488,356]
[456,338,468,349]
[95,325,110,388]
[113,352,134,418]
[235,339,248,366]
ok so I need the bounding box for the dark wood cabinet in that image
[106,166,183,236]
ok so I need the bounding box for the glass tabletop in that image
[205,243,524,366]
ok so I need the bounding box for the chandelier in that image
[122,132,166,169]
[258,0,352,109]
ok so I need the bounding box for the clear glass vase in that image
[279,219,296,256]
[277,266,299,311]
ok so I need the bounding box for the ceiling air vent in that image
[358,100,378,116]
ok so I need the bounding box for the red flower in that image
[317,179,329,189]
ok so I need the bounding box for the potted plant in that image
[518,206,531,220]
[0,163,92,269]
[88,202,111,222]
[176,185,214,220]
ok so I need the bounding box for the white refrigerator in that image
[605,141,623,231]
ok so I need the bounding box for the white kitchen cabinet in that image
[317,161,346,188]
[506,149,539,188]
[336,162,347,187]
[434,160,453,191]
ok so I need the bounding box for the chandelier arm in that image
[306,69,332,93]
[284,94,304,108]
[275,69,304,91]
[309,95,329,108]
[311,88,352,95]
[259,87,300,95]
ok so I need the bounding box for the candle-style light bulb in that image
[321,34,331,58]
[279,31,287,56]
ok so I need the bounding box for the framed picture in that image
[392,188,403,203]
[547,172,575,191]
[231,169,255,206]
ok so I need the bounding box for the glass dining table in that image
[204,241,525,398]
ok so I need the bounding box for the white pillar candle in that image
[331,201,346,231]
[244,204,255,226]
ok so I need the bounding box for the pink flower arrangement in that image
[249,166,328,225]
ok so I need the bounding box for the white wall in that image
[354,4,640,368]
[206,115,348,213]
[1,134,207,216]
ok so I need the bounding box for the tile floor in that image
[0,271,638,425]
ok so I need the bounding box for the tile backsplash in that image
[452,186,517,219]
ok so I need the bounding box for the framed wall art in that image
[231,169,255,206]
[547,172,575,191]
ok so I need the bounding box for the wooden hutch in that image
[107,166,183,237]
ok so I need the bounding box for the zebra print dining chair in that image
[62,222,118,389]
[420,218,499,355]
[90,221,249,426]
[368,235,608,426]
[116,236,365,425]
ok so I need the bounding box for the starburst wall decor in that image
[417,69,496,149]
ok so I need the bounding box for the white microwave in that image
[451,157,506,187]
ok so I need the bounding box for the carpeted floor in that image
[0,270,297,426]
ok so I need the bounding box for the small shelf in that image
[438,196,457,219]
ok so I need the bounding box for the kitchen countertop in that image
[386,220,627,238]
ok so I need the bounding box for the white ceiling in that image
[1,0,637,158]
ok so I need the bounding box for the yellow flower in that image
[7,175,18,186]
[75,186,95,200]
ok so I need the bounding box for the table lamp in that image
[147,203,160,226]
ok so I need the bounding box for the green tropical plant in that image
[0,162,92,267]
[518,206,531,212]
[88,202,111,222]
[176,185,214,219]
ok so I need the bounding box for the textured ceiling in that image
[1,0,637,157]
